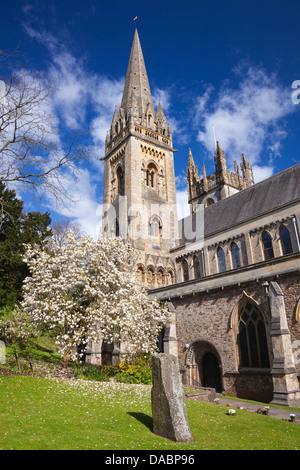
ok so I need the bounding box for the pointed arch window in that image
[262,231,274,260]
[136,266,145,284]
[217,247,226,273]
[231,242,241,269]
[146,267,155,287]
[182,259,189,282]
[156,268,165,287]
[167,269,175,285]
[237,301,270,368]
[116,166,124,196]
[150,220,158,237]
[146,163,157,189]
[150,216,162,240]
[279,226,293,255]
[193,255,201,279]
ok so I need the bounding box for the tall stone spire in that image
[120,28,155,122]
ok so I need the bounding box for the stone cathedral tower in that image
[102,29,178,288]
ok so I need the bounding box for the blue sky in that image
[1,0,300,237]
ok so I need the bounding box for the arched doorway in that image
[185,340,223,392]
[202,352,222,392]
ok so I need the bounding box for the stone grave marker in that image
[151,353,194,442]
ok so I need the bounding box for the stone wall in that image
[174,282,269,372]
[169,273,300,402]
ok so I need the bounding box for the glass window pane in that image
[238,303,270,369]
[217,248,226,272]
[238,322,249,367]
[182,260,189,282]
[280,226,293,255]
[193,256,201,278]
[248,321,259,367]
[262,232,274,260]
[231,243,241,268]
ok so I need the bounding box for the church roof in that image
[179,163,300,242]
[120,28,155,119]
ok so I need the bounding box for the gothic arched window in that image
[146,267,155,287]
[150,216,161,240]
[182,259,189,282]
[193,255,201,279]
[136,266,145,284]
[217,247,226,273]
[146,163,157,188]
[167,269,175,285]
[237,301,270,368]
[262,231,274,260]
[279,226,293,255]
[116,166,124,196]
[231,242,241,269]
[156,269,165,287]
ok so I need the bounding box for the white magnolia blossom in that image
[19,231,169,361]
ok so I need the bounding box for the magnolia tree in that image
[18,231,169,364]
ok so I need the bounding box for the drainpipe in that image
[291,215,300,251]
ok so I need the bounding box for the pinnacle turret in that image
[214,141,227,180]
[186,141,254,212]
[188,148,196,169]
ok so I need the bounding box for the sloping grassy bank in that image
[1,374,299,450]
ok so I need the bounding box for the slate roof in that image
[178,163,300,243]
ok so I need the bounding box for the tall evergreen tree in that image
[0,182,51,309]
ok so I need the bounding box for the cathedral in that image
[98,29,300,406]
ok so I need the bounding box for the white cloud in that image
[175,189,190,219]
[196,65,294,170]
[152,86,172,112]
[91,77,124,145]
[252,165,274,183]
[48,52,91,129]
[45,166,102,238]
[152,85,189,144]
[20,25,125,234]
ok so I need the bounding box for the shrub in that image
[114,354,152,385]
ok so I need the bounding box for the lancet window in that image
[217,247,226,273]
[262,231,274,260]
[279,226,293,255]
[231,242,241,269]
[237,301,270,369]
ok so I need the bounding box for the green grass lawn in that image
[1,375,300,450]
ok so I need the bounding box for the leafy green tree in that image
[0,182,51,310]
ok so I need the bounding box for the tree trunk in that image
[14,347,21,371]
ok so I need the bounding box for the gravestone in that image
[151,353,194,442]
